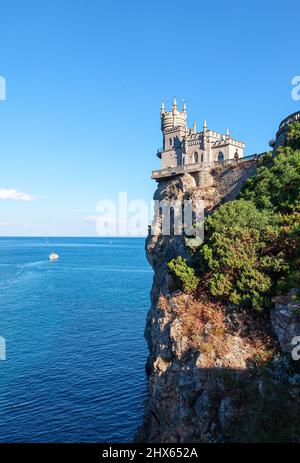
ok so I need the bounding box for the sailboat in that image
[49,251,59,262]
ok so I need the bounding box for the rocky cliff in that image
[137,169,300,443]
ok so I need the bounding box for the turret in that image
[160,97,187,133]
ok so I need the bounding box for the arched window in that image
[218,151,224,162]
[193,152,199,163]
[234,150,239,160]
[169,138,173,147]
[201,153,204,163]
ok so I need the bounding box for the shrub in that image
[287,121,300,150]
[199,200,287,310]
[168,256,199,293]
[241,124,300,213]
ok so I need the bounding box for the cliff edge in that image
[138,130,300,442]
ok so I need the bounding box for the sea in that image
[0,237,152,442]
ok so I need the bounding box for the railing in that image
[151,152,266,179]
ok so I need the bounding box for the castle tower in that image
[160,97,187,133]
[159,97,188,162]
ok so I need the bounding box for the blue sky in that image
[0,0,299,236]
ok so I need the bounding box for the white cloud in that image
[0,188,36,201]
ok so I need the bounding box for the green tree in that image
[168,256,199,293]
[241,148,300,213]
[287,120,300,150]
[241,123,300,213]
[199,200,287,310]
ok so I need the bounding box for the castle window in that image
[201,153,204,163]
[234,150,239,159]
[193,152,199,163]
[169,138,173,147]
[218,151,224,162]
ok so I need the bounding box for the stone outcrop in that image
[137,173,300,443]
[271,293,300,356]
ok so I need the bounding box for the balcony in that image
[152,162,210,180]
[151,153,265,180]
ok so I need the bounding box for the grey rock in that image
[271,295,300,355]
[218,397,241,437]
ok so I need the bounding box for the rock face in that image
[137,173,300,443]
[271,294,300,356]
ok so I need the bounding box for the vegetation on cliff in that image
[168,122,300,311]
[168,256,199,293]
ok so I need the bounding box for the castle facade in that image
[157,97,245,169]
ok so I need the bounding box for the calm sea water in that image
[0,237,152,442]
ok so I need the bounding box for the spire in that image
[160,99,165,115]
[203,119,207,134]
[172,96,177,109]
[226,128,230,139]
[182,98,186,112]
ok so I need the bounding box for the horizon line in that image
[0,235,147,239]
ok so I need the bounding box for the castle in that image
[156,97,245,172]
[152,99,298,184]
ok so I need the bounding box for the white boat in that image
[49,252,59,261]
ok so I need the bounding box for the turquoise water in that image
[0,237,152,442]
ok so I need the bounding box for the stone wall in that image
[189,158,260,213]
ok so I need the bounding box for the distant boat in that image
[49,252,59,262]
